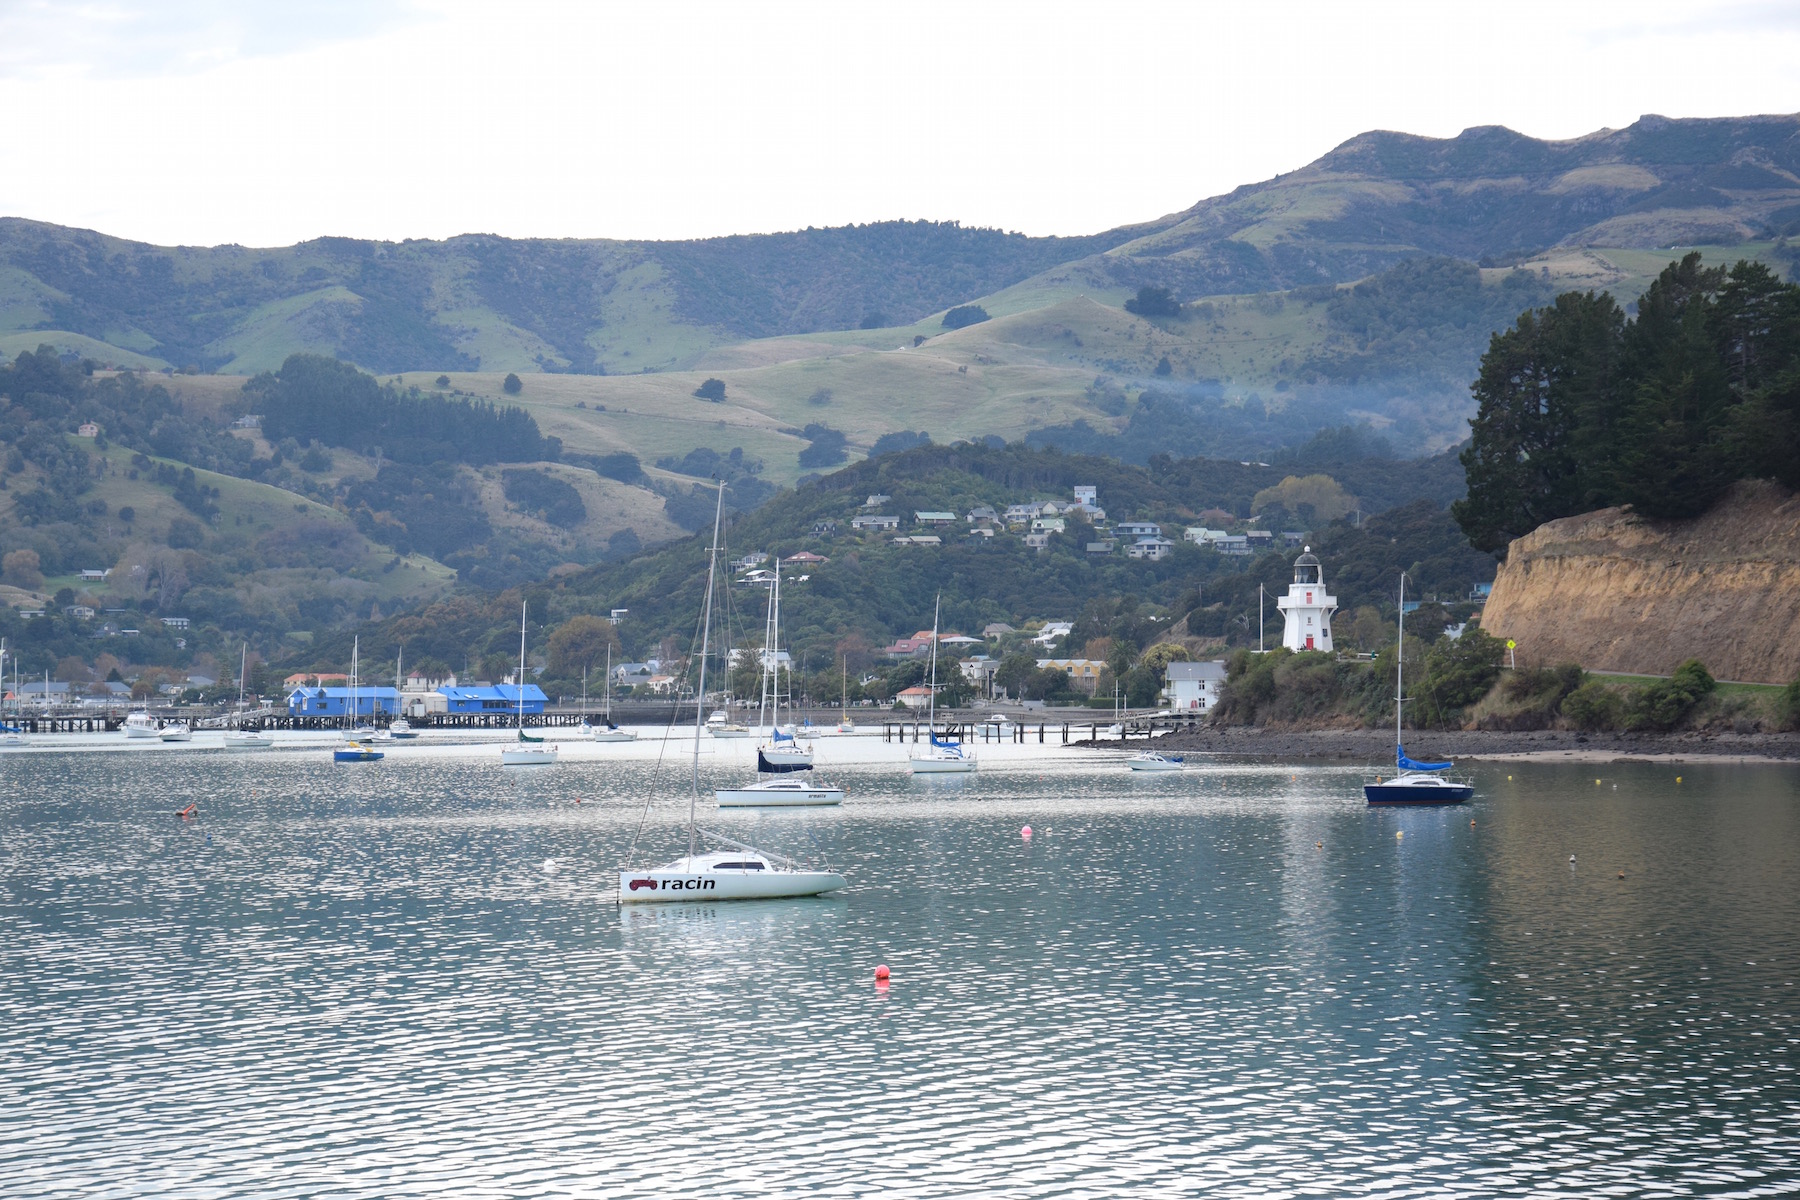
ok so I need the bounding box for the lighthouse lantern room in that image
[1276,548,1337,652]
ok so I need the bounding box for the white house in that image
[1162,660,1227,712]
[1276,549,1337,652]
[1030,516,1066,534]
[1116,520,1161,538]
[1023,532,1051,550]
[1030,622,1073,646]
[1073,485,1097,508]
[851,514,901,531]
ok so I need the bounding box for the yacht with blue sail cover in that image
[909,596,977,774]
[1364,573,1473,806]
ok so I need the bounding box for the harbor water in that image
[3,734,1797,1196]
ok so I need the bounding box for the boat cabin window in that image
[713,861,766,870]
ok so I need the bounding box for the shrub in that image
[1776,677,1800,731]
[693,378,726,402]
[941,305,989,330]
[502,373,523,395]
[1413,628,1505,726]
[434,375,450,388]
[1562,680,1625,731]
[1154,355,1173,376]
[1628,659,1716,731]
[3,548,43,590]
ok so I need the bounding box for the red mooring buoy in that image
[874,964,890,981]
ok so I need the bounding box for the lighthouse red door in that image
[1305,635,1314,649]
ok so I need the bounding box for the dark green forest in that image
[1455,254,1800,550]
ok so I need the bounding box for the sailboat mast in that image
[690,481,726,854]
[926,594,940,731]
[1396,573,1406,743]
[518,601,527,729]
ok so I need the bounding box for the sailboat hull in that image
[587,728,637,742]
[908,754,978,774]
[617,868,846,902]
[716,782,843,806]
[502,747,558,765]
[708,726,753,738]
[758,746,814,767]
[1364,778,1472,805]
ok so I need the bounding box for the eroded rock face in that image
[1482,481,1800,684]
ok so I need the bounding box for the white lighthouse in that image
[1276,548,1336,652]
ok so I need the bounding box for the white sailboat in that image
[584,647,636,742]
[718,558,840,804]
[753,561,813,769]
[621,482,846,901]
[835,657,856,734]
[908,595,976,774]
[383,644,417,739]
[501,602,557,766]
[224,643,274,750]
[0,644,27,747]
[334,637,383,761]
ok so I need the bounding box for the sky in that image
[1,0,1798,248]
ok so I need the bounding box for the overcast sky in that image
[2,0,1797,248]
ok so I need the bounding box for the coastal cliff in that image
[1481,481,1800,685]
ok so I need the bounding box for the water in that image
[3,734,1797,1197]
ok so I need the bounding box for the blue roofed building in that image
[438,684,547,715]
[287,686,403,717]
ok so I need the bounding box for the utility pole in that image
[1258,583,1265,652]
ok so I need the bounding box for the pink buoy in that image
[1020,825,1032,839]
[874,964,890,981]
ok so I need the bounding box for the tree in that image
[434,375,451,388]
[1453,291,1623,552]
[1154,355,1173,377]
[995,650,1037,698]
[547,615,621,679]
[693,378,726,402]
[1125,286,1182,318]
[502,373,523,395]
[1252,474,1356,523]
[3,548,42,590]
[941,305,989,330]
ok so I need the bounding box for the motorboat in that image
[908,596,976,775]
[716,778,844,807]
[158,722,192,743]
[1127,751,1184,772]
[385,718,419,739]
[977,716,1015,739]
[1364,572,1473,807]
[619,481,845,903]
[334,740,383,762]
[123,711,159,739]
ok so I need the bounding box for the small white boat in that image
[1127,751,1184,772]
[502,744,559,765]
[620,849,845,902]
[385,718,419,739]
[0,730,28,748]
[223,730,273,751]
[977,716,1015,739]
[158,722,192,743]
[584,721,637,742]
[716,778,844,806]
[123,711,159,739]
[708,722,753,739]
[1099,722,1124,738]
[835,718,857,734]
[334,740,383,763]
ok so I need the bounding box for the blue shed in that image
[438,684,547,715]
[287,687,403,717]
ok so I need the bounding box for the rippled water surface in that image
[3,733,1798,1197]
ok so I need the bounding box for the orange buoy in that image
[874,964,890,981]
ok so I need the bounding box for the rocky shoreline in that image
[1097,725,1800,763]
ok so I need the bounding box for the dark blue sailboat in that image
[1364,573,1472,806]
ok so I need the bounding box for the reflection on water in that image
[2,739,1796,1196]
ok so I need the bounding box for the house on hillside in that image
[1087,540,1116,555]
[77,422,99,438]
[782,551,829,566]
[966,505,998,524]
[851,514,900,531]
[1126,536,1176,561]
[915,511,957,527]
[896,685,936,710]
[1162,660,1227,712]
[1023,532,1051,550]
[893,535,941,546]
[863,494,891,508]
[1035,658,1106,694]
[1116,520,1161,539]
[1030,622,1073,646]
[1031,517,1066,534]
[983,623,1015,638]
